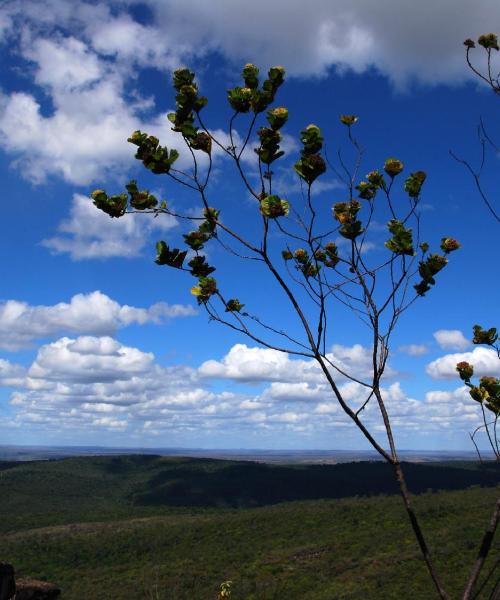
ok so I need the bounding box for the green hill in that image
[1,456,498,599]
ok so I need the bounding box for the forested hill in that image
[0,455,497,521]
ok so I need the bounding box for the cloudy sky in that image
[0,0,499,452]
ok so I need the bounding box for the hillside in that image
[1,456,498,599]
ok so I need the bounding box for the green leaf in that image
[188,255,215,278]
[155,242,187,268]
[260,195,289,218]
[404,171,427,197]
[472,325,498,346]
[91,190,127,218]
[225,299,245,313]
[384,220,415,256]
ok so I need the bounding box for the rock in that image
[14,579,60,600]
[0,563,15,600]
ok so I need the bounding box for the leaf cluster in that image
[227,64,285,114]
[92,181,161,218]
[333,200,363,240]
[167,68,211,153]
[128,131,180,174]
[293,124,326,185]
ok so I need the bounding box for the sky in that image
[0,0,499,451]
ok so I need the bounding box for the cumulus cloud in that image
[426,347,500,380]
[433,329,470,351]
[147,0,499,85]
[0,290,196,350]
[0,0,498,186]
[28,336,155,383]
[1,334,487,444]
[198,344,320,383]
[198,342,385,385]
[0,358,26,387]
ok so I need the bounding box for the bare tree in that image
[92,64,498,599]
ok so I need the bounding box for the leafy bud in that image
[282,249,293,260]
[184,230,210,251]
[313,249,327,262]
[385,220,415,256]
[440,238,460,253]
[267,107,289,130]
[190,132,212,154]
[324,242,340,267]
[299,124,324,155]
[366,170,386,188]
[456,361,474,382]
[404,171,427,197]
[480,376,500,398]
[301,262,320,278]
[472,324,498,346]
[260,194,290,218]
[356,181,378,200]
[294,249,309,264]
[469,385,486,403]
[426,254,448,275]
[333,201,363,240]
[478,33,499,51]
[293,154,326,184]
[91,190,127,218]
[340,114,358,126]
[267,66,285,87]
[188,255,215,277]
[464,38,476,49]
[227,87,253,112]
[242,63,259,89]
[126,180,158,210]
[191,277,217,304]
[155,242,187,268]
[226,299,245,313]
[173,68,196,91]
[384,158,404,178]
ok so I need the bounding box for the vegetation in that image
[89,59,500,598]
[454,33,500,222]
[1,456,499,599]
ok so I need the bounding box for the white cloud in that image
[198,343,320,383]
[28,336,155,383]
[0,0,498,186]
[1,333,488,445]
[198,342,382,385]
[42,194,178,259]
[426,347,500,380]
[0,358,26,387]
[0,290,195,350]
[27,36,102,91]
[433,329,470,351]
[398,344,429,356]
[148,0,500,86]
[263,382,327,402]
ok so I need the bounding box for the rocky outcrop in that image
[13,579,60,600]
[0,563,15,600]
[0,565,60,600]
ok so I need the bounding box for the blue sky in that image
[0,0,499,451]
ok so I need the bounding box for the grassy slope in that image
[1,456,499,599]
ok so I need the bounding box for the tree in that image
[451,34,500,222]
[454,34,500,462]
[457,326,500,464]
[91,64,497,599]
